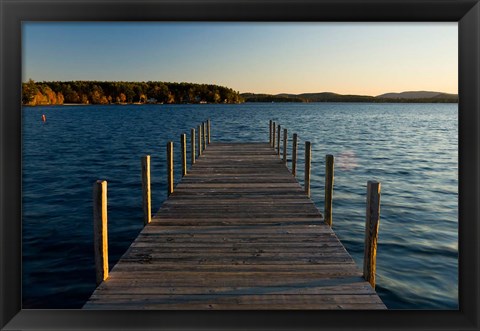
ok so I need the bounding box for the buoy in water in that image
[42,114,46,122]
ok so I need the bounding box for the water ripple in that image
[22,103,457,309]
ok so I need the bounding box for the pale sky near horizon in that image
[22,22,457,96]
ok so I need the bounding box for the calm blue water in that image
[22,103,458,309]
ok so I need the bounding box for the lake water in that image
[22,103,458,309]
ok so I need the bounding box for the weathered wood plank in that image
[110,263,360,272]
[88,293,384,302]
[92,284,375,296]
[85,291,386,310]
[100,271,365,282]
[84,303,387,310]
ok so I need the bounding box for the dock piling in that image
[202,122,206,150]
[325,155,334,227]
[283,128,288,164]
[93,180,109,286]
[141,156,151,226]
[305,141,311,197]
[269,120,273,146]
[277,124,281,156]
[292,133,298,176]
[181,134,187,177]
[364,181,381,288]
[198,125,203,156]
[272,122,276,149]
[207,119,211,144]
[191,128,196,165]
[167,142,174,196]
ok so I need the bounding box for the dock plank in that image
[84,142,385,310]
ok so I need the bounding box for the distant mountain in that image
[281,92,374,102]
[432,93,459,99]
[376,91,455,99]
[241,91,458,103]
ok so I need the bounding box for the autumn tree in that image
[22,80,244,105]
[22,79,38,104]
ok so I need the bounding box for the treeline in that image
[241,92,376,103]
[22,80,244,106]
[295,93,376,103]
[240,93,305,103]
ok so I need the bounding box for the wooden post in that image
[181,133,187,177]
[207,119,211,144]
[191,128,196,165]
[363,181,381,288]
[292,133,298,176]
[93,180,108,286]
[325,155,334,227]
[141,156,151,226]
[200,123,204,151]
[272,122,276,149]
[277,124,281,156]
[269,120,272,146]
[167,141,173,196]
[283,128,287,164]
[198,125,202,156]
[202,122,206,151]
[305,141,311,197]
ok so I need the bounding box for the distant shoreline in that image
[241,91,458,104]
[22,100,458,107]
[243,100,458,104]
[22,80,458,106]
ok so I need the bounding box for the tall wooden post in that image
[191,128,196,165]
[167,141,173,196]
[272,122,276,150]
[305,141,311,197]
[269,120,273,146]
[325,155,334,227]
[200,123,204,151]
[207,119,211,144]
[283,128,288,164]
[93,180,108,286]
[292,133,298,176]
[141,156,151,226]
[198,125,202,156]
[202,122,206,150]
[181,133,187,177]
[363,181,381,288]
[277,124,281,156]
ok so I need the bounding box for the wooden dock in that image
[84,140,386,309]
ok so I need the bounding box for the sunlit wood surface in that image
[84,142,386,309]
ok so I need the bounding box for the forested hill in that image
[22,80,244,105]
[241,91,458,103]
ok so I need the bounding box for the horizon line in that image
[244,90,458,97]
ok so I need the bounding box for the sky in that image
[22,22,457,96]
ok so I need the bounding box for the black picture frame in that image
[1,0,479,330]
